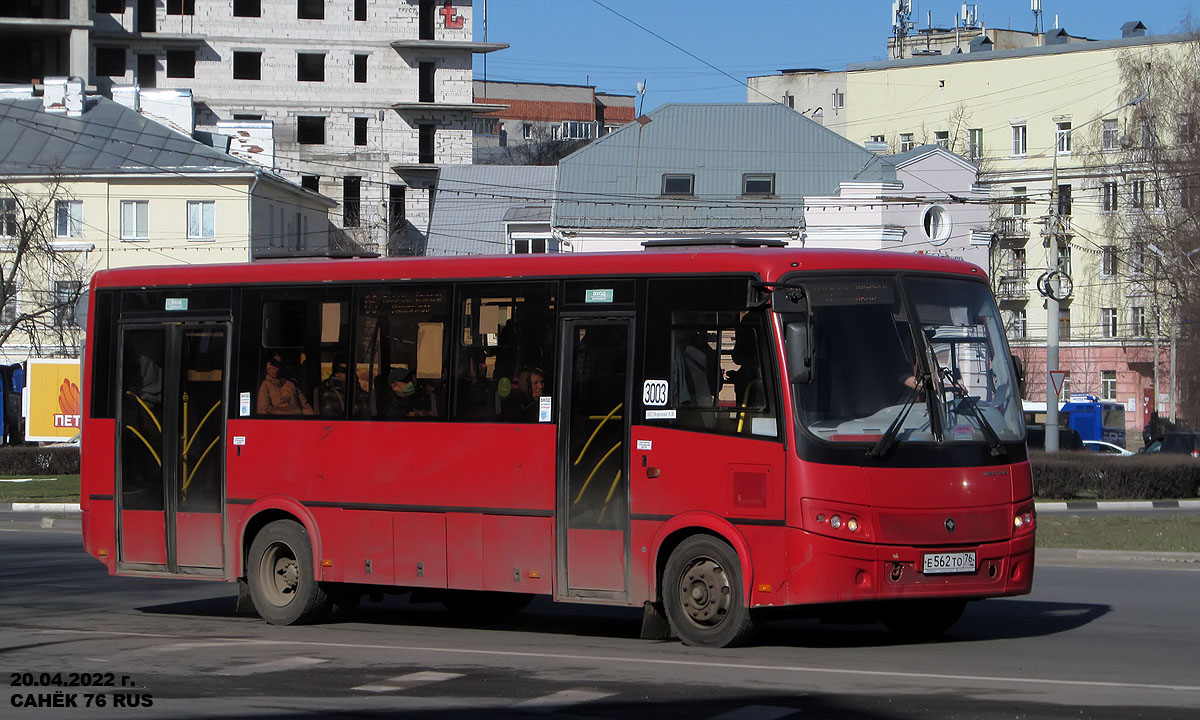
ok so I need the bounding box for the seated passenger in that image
[382,366,434,419]
[501,367,546,422]
[258,354,314,416]
[315,360,350,418]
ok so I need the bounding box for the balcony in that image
[390,39,508,54]
[994,216,1029,240]
[996,276,1029,301]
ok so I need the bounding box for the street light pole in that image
[1045,148,1061,453]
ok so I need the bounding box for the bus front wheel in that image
[246,520,331,625]
[662,535,757,648]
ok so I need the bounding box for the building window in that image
[1140,116,1157,147]
[388,184,405,238]
[1101,181,1118,212]
[832,89,844,109]
[967,128,983,159]
[0,198,15,238]
[661,174,695,196]
[1130,242,1147,275]
[522,123,534,140]
[354,0,366,21]
[120,200,147,240]
[186,200,214,240]
[1006,309,1027,339]
[1,266,17,326]
[474,117,500,136]
[922,205,952,242]
[54,281,81,328]
[1057,184,1072,216]
[354,117,368,146]
[166,50,195,79]
[1056,245,1071,275]
[1012,186,1027,216]
[1101,246,1117,276]
[1131,179,1145,209]
[1059,310,1071,343]
[97,0,125,12]
[419,62,435,103]
[233,0,260,17]
[870,134,885,143]
[1101,371,1117,401]
[343,177,360,228]
[934,130,949,148]
[1011,124,1027,155]
[301,175,319,192]
[233,51,261,80]
[742,174,775,196]
[784,94,795,109]
[418,124,435,164]
[55,200,82,238]
[166,0,195,14]
[899,132,915,152]
[233,113,262,120]
[1131,306,1146,336]
[1179,113,1195,144]
[419,0,435,39]
[96,47,126,77]
[1154,181,1163,209]
[560,121,594,140]
[297,116,325,144]
[354,54,367,83]
[1102,118,1119,150]
[1056,120,1072,153]
[298,0,323,19]
[297,53,325,82]
[1102,307,1117,338]
[1182,179,1195,210]
[1059,369,1071,401]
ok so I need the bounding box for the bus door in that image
[557,317,633,600]
[116,322,228,574]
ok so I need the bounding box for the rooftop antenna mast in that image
[891,0,912,59]
[1032,0,1043,34]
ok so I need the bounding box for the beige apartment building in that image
[749,23,1188,438]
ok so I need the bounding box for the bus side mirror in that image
[786,321,812,384]
[1011,354,1025,397]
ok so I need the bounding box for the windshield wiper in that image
[868,373,927,459]
[940,367,1006,457]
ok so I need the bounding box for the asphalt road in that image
[1,521,1199,719]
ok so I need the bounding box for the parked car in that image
[1140,431,1200,457]
[1082,439,1134,456]
[1025,424,1084,451]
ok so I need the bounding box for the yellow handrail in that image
[123,425,162,468]
[574,403,623,466]
[573,441,621,505]
[183,435,220,496]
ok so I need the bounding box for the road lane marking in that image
[710,706,798,720]
[24,628,1200,695]
[353,670,464,692]
[214,656,327,675]
[513,689,614,709]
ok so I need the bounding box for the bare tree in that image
[475,125,593,166]
[0,180,89,360]
[1087,34,1200,423]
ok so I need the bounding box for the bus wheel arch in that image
[245,518,331,625]
[237,497,322,579]
[649,514,754,604]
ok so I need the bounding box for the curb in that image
[1035,499,1200,512]
[1038,547,1200,565]
[5,502,82,513]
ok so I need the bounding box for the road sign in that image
[1049,370,1067,399]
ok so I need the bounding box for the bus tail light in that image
[1013,503,1035,536]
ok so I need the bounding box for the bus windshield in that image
[786,275,1023,446]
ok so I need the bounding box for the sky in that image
[472,0,1198,112]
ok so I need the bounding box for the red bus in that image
[80,247,1034,647]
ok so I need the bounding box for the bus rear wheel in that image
[879,598,967,640]
[662,535,757,648]
[246,519,331,625]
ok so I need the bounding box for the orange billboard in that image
[23,359,81,442]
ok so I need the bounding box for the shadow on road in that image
[136,594,1110,648]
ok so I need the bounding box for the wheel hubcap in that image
[262,543,299,606]
[678,558,731,627]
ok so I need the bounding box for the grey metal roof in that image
[554,103,892,231]
[0,96,254,175]
[425,165,557,256]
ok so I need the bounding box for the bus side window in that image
[453,283,556,423]
[356,286,451,421]
[249,291,351,419]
